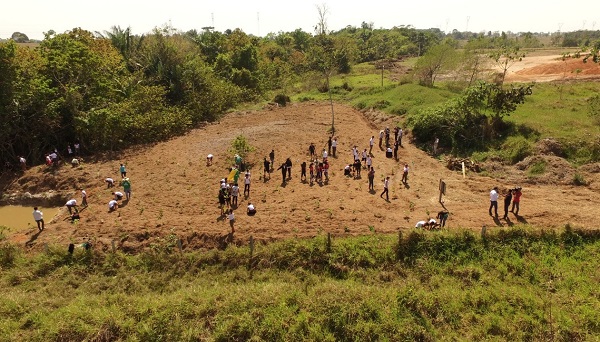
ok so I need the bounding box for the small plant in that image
[573,172,587,186]
[527,160,547,176]
[158,210,163,220]
[229,134,255,160]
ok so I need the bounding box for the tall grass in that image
[1,226,600,340]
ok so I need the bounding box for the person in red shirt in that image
[511,187,522,215]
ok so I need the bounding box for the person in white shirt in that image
[227,209,235,233]
[231,184,240,207]
[361,149,368,167]
[112,191,124,200]
[331,137,337,157]
[415,220,428,228]
[247,202,257,216]
[243,172,251,197]
[369,136,375,154]
[81,189,88,207]
[206,154,213,166]
[398,128,403,146]
[105,178,115,188]
[108,199,118,211]
[489,186,499,217]
[322,149,328,160]
[401,164,409,184]
[65,199,78,214]
[32,207,44,231]
[380,176,390,201]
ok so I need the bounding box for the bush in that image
[500,136,533,164]
[573,172,587,185]
[273,94,291,107]
[527,160,547,176]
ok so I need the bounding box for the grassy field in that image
[1,226,600,341]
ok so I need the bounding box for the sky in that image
[2,0,599,40]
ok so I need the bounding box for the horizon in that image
[1,0,599,41]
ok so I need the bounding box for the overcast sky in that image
[2,0,599,40]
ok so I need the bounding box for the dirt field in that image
[4,56,600,252]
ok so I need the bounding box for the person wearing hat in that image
[511,187,522,215]
[489,186,499,217]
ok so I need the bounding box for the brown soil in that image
[4,101,600,252]
[504,54,600,82]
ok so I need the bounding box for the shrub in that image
[527,160,547,176]
[573,172,587,185]
[501,136,533,164]
[273,94,291,107]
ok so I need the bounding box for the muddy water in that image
[0,206,60,232]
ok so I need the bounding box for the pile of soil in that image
[4,102,600,253]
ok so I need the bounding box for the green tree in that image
[413,43,458,87]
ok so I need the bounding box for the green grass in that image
[1,227,600,340]
[509,82,600,140]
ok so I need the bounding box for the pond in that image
[0,205,61,233]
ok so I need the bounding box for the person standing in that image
[368,167,375,191]
[32,207,44,231]
[401,164,409,184]
[398,128,403,147]
[81,189,88,207]
[361,149,368,168]
[119,163,127,178]
[74,142,80,156]
[263,157,270,180]
[393,140,399,160]
[503,189,513,219]
[369,136,375,155]
[300,161,307,181]
[437,210,449,227]
[489,186,499,217]
[378,131,384,149]
[433,137,439,155]
[332,137,337,157]
[228,209,235,234]
[366,155,372,171]
[120,177,132,201]
[231,183,239,207]
[380,176,390,201]
[269,150,275,170]
[277,162,287,182]
[243,172,251,197]
[511,187,522,215]
[285,158,292,179]
[308,143,316,160]
[67,144,73,157]
[327,136,332,155]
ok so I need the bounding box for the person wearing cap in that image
[489,187,499,217]
[511,187,522,215]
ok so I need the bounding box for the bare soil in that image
[4,56,600,252]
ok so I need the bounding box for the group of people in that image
[214,157,258,234]
[489,186,523,219]
[103,163,132,212]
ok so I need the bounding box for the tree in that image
[489,44,526,85]
[413,43,458,87]
[11,32,29,43]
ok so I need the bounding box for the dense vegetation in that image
[2,22,600,170]
[1,226,599,340]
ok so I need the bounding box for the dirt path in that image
[6,102,600,252]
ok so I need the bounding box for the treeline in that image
[0,24,447,169]
[1,23,599,169]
